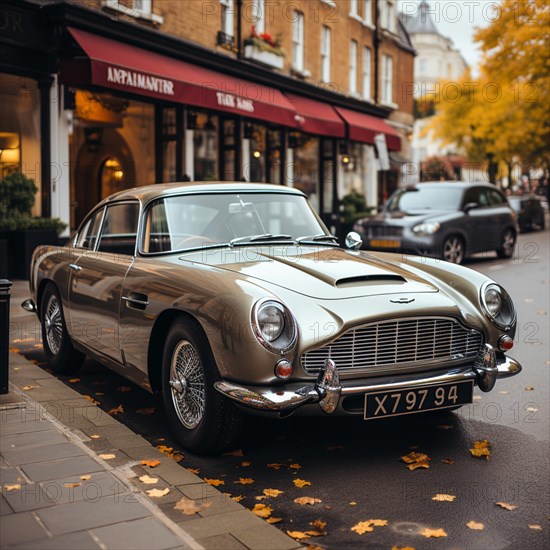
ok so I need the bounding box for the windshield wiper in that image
[229,233,292,246]
[296,234,339,245]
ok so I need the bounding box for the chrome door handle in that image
[69,263,82,271]
[122,295,149,309]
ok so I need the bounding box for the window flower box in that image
[244,27,285,70]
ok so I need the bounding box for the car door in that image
[462,187,493,253]
[68,201,139,364]
[487,188,515,244]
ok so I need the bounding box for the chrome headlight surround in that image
[412,221,441,235]
[480,282,516,331]
[251,298,298,354]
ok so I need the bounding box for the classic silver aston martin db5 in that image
[23,183,522,453]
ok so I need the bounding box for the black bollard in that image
[0,279,12,394]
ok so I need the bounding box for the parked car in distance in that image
[22,182,521,454]
[506,195,545,232]
[354,182,519,264]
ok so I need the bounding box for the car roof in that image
[97,181,306,206]
[412,181,501,190]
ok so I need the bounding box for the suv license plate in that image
[364,381,473,420]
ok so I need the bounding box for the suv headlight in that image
[412,222,441,235]
[480,282,516,330]
[252,299,298,353]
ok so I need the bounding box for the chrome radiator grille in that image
[364,225,403,238]
[301,318,483,373]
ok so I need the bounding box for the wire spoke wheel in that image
[44,294,63,355]
[169,340,206,429]
[443,237,464,264]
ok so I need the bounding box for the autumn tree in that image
[429,0,550,178]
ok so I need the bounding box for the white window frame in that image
[362,46,371,100]
[349,40,358,95]
[363,0,373,26]
[349,0,358,16]
[102,0,163,24]
[381,54,393,105]
[220,0,234,37]
[380,0,396,33]
[321,26,331,83]
[293,11,305,72]
[252,0,265,34]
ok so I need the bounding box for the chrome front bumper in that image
[214,345,522,414]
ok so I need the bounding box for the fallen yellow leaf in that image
[241,461,251,467]
[349,501,357,506]
[351,519,388,534]
[64,482,81,488]
[466,520,484,530]
[267,463,283,470]
[432,494,456,502]
[232,495,245,502]
[117,386,132,392]
[263,489,284,497]
[526,406,538,412]
[255,495,267,501]
[80,475,91,481]
[529,524,542,530]
[251,503,272,518]
[156,445,184,462]
[524,386,534,391]
[173,495,212,515]
[401,452,430,470]
[5,484,21,492]
[266,517,282,524]
[90,435,101,439]
[310,519,327,531]
[139,475,158,484]
[441,458,454,465]
[83,395,100,405]
[223,449,244,457]
[99,453,116,460]
[289,463,301,469]
[204,478,225,487]
[469,440,491,460]
[234,477,254,485]
[186,468,200,474]
[108,404,124,415]
[287,531,311,540]
[496,501,517,511]
[294,497,322,505]
[146,488,170,498]
[419,527,447,538]
[68,378,80,383]
[392,547,415,550]
[136,407,156,415]
[293,478,312,488]
[141,459,160,468]
[22,385,38,390]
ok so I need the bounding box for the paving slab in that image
[5,531,101,549]
[21,455,104,482]
[0,429,67,452]
[0,511,48,547]
[2,441,86,465]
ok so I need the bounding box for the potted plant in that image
[0,171,66,279]
[244,25,285,69]
[339,189,374,241]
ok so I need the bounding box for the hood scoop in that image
[335,274,406,288]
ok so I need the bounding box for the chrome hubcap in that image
[169,340,205,429]
[443,238,463,263]
[44,294,63,355]
[502,231,514,255]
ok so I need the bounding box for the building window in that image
[102,0,163,23]
[380,0,396,33]
[349,0,358,17]
[293,11,305,72]
[252,0,264,34]
[381,54,393,104]
[363,0,372,25]
[220,0,234,37]
[321,26,331,83]
[419,58,427,73]
[349,40,358,94]
[362,47,371,100]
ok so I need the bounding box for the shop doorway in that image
[73,129,136,227]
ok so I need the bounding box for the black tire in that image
[442,235,465,264]
[496,228,516,258]
[161,317,243,454]
[40,282,85,373]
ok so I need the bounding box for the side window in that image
[476,189,490,206]
[488,189,506,205]
[76,209,104,250]
[463,187,482,206]
[145,200,171,253]
[97,203,139,256]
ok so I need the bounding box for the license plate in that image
[364,381,473,420]
[370,239,400,248]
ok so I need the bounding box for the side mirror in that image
[345,231,363,251]
[463,202,479,213]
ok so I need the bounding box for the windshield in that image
[143,192,329,253]
[387,186,463,212]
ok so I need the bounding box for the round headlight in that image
[480,282,516,330]
[257,304,284,342]
[252,299,298,353]
[485,287,502,317]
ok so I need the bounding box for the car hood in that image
[367,209,458,226]
[184,247,439,300]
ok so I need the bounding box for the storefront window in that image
[222,118,236,181]
[291,134,319,211]
[268,129,282,184]
[0,74,41,215]
[69,90,155,228]
[193,112,219,181]
[162,107,177,182]
[247,124,266,183]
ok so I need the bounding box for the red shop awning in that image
[63,28,298,127]
[286,95,346,138]
[334,107,401,151]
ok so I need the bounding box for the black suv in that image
[354,182,518,264]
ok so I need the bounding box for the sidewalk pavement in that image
[1,350,302,550]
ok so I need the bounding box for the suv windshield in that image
[387,186,463,212]
[143,192,328,253]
